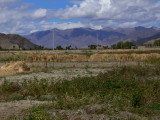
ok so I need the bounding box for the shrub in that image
[131,90,143,108]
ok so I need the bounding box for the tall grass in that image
[1,52,160,62]
[0,54,28,62]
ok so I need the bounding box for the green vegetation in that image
[111,41,134,49]
[1,65,160,119]
[154,40,160,46]
[65,45,71,50]
[145,56,160,65]
[88,44,103,49]
[0,54,28,62]
[55,45,64,50]
[88,44,97,49]
[144,39,160,47]
[55,45,72,50]
[103,45,108,49]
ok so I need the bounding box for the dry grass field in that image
[1,48,160,54]
[0,49,160,120]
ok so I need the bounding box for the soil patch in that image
[0,100,50,119]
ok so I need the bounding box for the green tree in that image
[55,45,64,50]
[111,41,134,49]
[103,45,108,49]
[88,45,97,49]
[111,44,117,49]
[38,46,45,50]
[123,41,133,49]
[154,40,160,46]
[66,45,71,50]
[117,41,124,49]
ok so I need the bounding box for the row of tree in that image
[54,45,109,50]
[54,45,73,50]
[145,40,160,47]
[111,41,134,49]
[87,41,134,49]
[2,40,160,50]
[54,41,134,50]
[88,45,108,49]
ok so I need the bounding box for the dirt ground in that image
[0,100,51,120]
[0,61,140,85]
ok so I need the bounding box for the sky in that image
[0,0,160,35]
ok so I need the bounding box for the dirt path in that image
[0,68,110,85]
[0,100,50,120]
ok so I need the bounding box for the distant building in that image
[131,46,137,49]
[131,45,160,50]
[131,46,147,49]
[137,46,146,49]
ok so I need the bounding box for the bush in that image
[131,90,143,108]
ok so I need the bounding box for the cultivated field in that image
[0,49,160,120]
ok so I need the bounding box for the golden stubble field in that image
[1,48,160,54]
[1,49,160,62]
[0,49,159,77]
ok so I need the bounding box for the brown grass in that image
[26,54,88,62]
[1,48,160,54]
[89,53,160,62]
[25,53,160,62]
[0,61,30,77]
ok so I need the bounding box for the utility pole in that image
[53,29,55,52]
[97,33,99,50]
[121,41,122,49]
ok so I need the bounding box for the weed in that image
[1,65,160,117]
[131,90,143,108]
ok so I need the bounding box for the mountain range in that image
[25,26,160,48]
[25,26,160,49]
[1,26,160,50]
[0,33,40,50]
[134,32,160,45]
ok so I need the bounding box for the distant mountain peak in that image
[134,26,146,30]
[25,27,160,48]
[102,27,113,31]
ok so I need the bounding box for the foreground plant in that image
[0,65,160,119]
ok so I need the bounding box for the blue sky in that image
[22,0,72,9]
[0,0,160,34]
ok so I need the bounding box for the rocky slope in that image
[134,32,160,45]
[0,33,40,50]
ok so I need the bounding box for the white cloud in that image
[57,0,160,28]
[0,0,18,3]
[39,21,86,30]
[33,8,47,19]
[69,0,83,4]
[0,0,160,34]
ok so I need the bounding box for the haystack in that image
[0,61,30,77]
